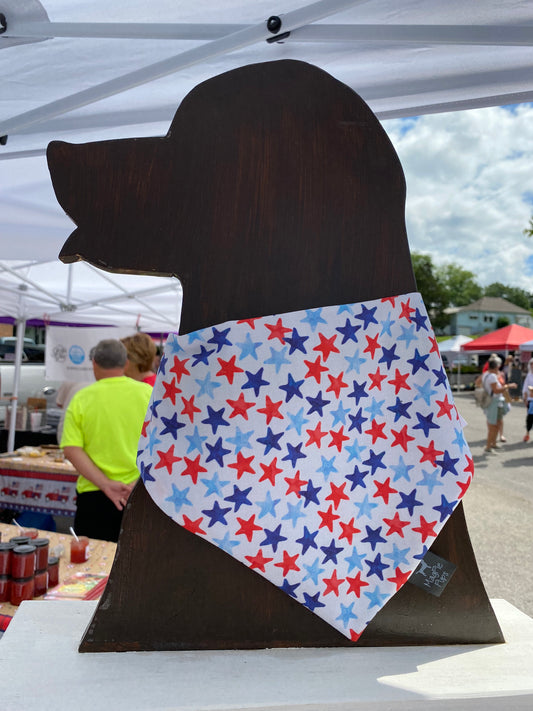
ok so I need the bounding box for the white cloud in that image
[383,104,533,291]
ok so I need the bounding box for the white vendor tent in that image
[438,335,474,363]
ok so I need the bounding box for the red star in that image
[387,566,412,591]
[317,504,340,532]
[154,445,181,475]
[373,477,398,504]
[328,425,350,452]
[162,378,182,405]
[368,367,387,391]
[345,571,369,598]
[284,471,308,497]
[303,355,329,383]
[259,457,283,486]
[181,515,206,535]
[382,511,410,537]
[326,481,350,510]
[235,514,263,542]
[226,392,256,419]
[141,419,149,437]
[257,395,284,424]
[464,455,475,478]
[381,296,396,306]
[456,475,472,499]
[236,317,260,329]
[313,332,340,362]
[428,335,440,354]
[216,354,244,384]
[399,298,415,321]
[326,371,348,398]
[323,569,344,597]
[349,629,364,642]
[228,452,256,479]
[436,394,454,419]
[169,356,191,383]
[179,454,207,484]
[274,550,301,577]
[363,333,381,358]
[305,421,328,448]
[180,395,201,423]
[338,517,361,544]
[412,515,438,543]
[245,549,273,572]
[418,440,444,466]
[265,317,291,343]
[390,424,415,452]
[388,368,411,394]
[364,420,387,445]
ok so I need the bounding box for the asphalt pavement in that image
[453,390,533,618]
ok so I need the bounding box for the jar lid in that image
[12,544,37,555]
[9,536,31,545]
[0,574,10,581]
[11,575,34,583]
[35,568,47,575]
[0,542,16,551]
[48,556,59,565]
[33,538,50,548]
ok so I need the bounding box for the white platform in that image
[0,599,532,711]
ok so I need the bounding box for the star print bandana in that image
[137,292,473,641]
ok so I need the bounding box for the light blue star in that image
[416,467,443,495]
[226,426,254,453]
[354,494,378,519]
[316,455,338,481]
[186,330,204,344]
[166,335,185,353]
[282,499,307,528]
[390,455,415,483]
[345,440,368,462]
[364,585,388,609]
[164,484,192,513]
[146,426,162,456]
[303,557,325,585]
[344,348,367,374]
[364,397,385,418]
[286,407,310,436]
[264,346,291,373]
[452,426,467,452]
[413,379,437,406]
[397,323,417,349]
[336,602,358,628]
[345,546,365,572]
[380,314,395,337]
[256,490,281,519]
[301,308,327,332]
[384,543,410,568]
[201,472,231,497]
[185,425,207,454]
[236,332,261,361]
[337,304,354,316]
[213,532,240,554]
[330,401,351,427]
[195,372,222,399]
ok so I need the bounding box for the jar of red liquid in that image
[11,544,36,579]
[10,576,34,606]
[22,528,39,540]
[34,569,48,597]
[33,538,50,572]
[47,556,59,588]
[70,536,89,563]
[0,575,11,603]
[0,541,16,576]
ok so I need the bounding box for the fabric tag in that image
[408,550,457,597]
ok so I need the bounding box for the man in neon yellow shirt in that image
[61,339,152,541]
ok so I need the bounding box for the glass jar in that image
[0,542,16,576]
[47,556,59,588]
[11,544,36,579]
[10,576,35,606]
[0,574,10,603]
[33,538,50,572]
[34,569,49,597]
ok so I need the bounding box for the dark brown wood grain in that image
[47,60,503,651]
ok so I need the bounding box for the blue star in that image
[146,426,162,456]
[303,557,325,585]
[208,326,232,352]
[412,308,429,331]
[390,454,415,482]
[355,304,378,328]
[316,455,338,481]
[354,494,379,519]
[432,367,448,387]
[167,335,186,352]
[139,461,154,483]
[242,367,270,396]
[205,437,231,466]
[261,524,288,552]
[282,499,307,528]
[365,553,390,580]
[379,344,400,370]
[300,479,322,507]
[348,407,368,433]
[164,484,192,513]
[264,346,291,373]
[362,449,387,475]
[345,439,368,462]
[364,585,388,609]
[201,499,231,527]
[384,543,409,567]
[191,345,215,366]
[201,471,230,497]
[296,525,319,554]
[320,538,344,564]
[149,398,163,418]
[387,397,412,422]
[285,327,308,354]
[224,484,252,512]
[433,494,457,522]
[362,525,386,551]
[363,397,385,419]
[337,304,354,315]
[344,349,367,374]
[256,490,281,519]
[397,488,423,516]
[286,407,310,435]
[300,308,327,332]
[236,332,261,361]
[413,411,439,437]
[282,441,307,468]
[186,330,204,344]
[416,468,443,495]
[201,405,230,434]
[336,602,357,628]
[407,348,430,375]
[195,372,222,399]
[413,379,438,406]
[452,427,467,452]
[330,400,351,427]
[158,353,168,376]
[213,531,240,554]
[185,425,208,454]
[345,546,365,572]
[303,591,326,612]
[226,426,254,453]
[336,318,361,344]
[257,427,284,455]
[397,323,417,349]
[347,379,368,405]
[280,578,300,598]
[437,451,460,477]
[414,545,428,561]
[306,390,331,416]
[345,465,369,490]
[379,314,395,338]
[279,373,305,402]
[159,412,186,440]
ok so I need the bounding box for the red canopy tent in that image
[461,324,533,353]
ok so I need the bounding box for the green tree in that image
[411,252,450,332]
[523,215,533,238]
[483,282,531,310]
[436,263,482,307]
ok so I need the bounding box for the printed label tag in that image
[409,550,456,597]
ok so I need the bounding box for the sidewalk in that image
[454,391,533,618]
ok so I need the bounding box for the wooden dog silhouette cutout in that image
[47,60,503,651]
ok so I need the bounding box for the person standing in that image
[482,356,515,453]
[121,332,158,386]
[61,339,152,541]
[521,358,533,442]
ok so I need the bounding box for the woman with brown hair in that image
[121,333,157,387]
